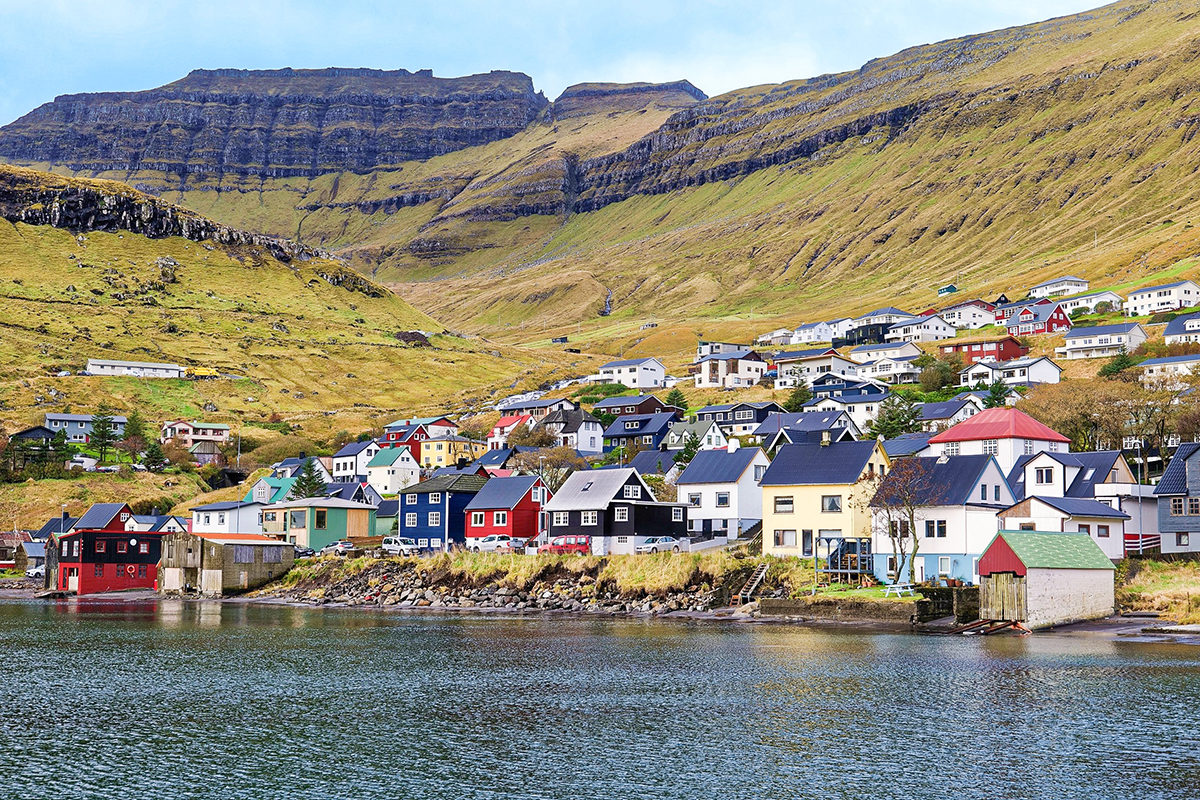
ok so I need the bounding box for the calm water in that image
[2,600,1199,800]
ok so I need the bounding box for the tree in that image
[867,458,945,585]
[676,432,702,467]
[142,441,167,472]
[455,415,492,443]
[89,404,118,464]
[642,474,676,502]
[123,409,148,444]
[917,353,963,393]
[664,387,688,410]
[867,394,921,440]
[509,446,587,493]
[289,458,328,499]
[1099,346,1139,379]
[983,380,1010,408]
[507,423,557,448]
[782,383,813,413]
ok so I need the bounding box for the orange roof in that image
[927,407,1070,444]
[193,532,284,544]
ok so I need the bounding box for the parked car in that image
[293,546,316,558]
[96,465,120,473]
[55,370,70,377]
[319,540,355,557]
[538,535,591,556]
[25,564,45,580]
[635,536,689,554]
[471,534,516,553]
[382,536,421,557]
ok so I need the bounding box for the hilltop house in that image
[260,497,376,551]
[925,407,1070,473]
[44,413,127,444]
[693,402,785,438]
[1029,275,1089,299]
[366,446,420,495]
[463,475,550,547]
[48,503,162,595]
[993,298,1053,325]
[1164,312,1200,345]
[487,415,533,450]
[693,350,767,388]
[695,341,750,360]
[885,314,955,343]
[543,468,687,556]
[598,357,666,389]
[938,336,1028,365]
[191,501,265,535]
[160,420,231,447]
[870,454,1015,585]
[1056,290,1124,316]
[398,473,489,550]
[789,321,837,344]
[1004,302,1072,336]
[536,408,604,455]
[852,307,916,330]
[916,397,984,432]
[497,397,578,419]
[331,440,381,483]
[602,412,680,454]
[959,356,1062,388]
[85,358,185,378]
[592,394,679,417]
[848,341,922,364]
[675,445,770,539]
[938,299,996,329]
[773,348,858,389]
[1126,281,1200,317]
[756,328,795,346]
[1055,323,1147,360]
[664,419,728,451]
[159,530,293,596]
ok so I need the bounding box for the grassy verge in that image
[1117,559,1200,623]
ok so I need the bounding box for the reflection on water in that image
[1,599,1198,800]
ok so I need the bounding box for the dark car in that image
[293,545,316,558]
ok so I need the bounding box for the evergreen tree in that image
[983,380,1010,408]
[664,387,688,410]
[142,441,167,473]
[868,394,922,440]
[782,383,813,413]
[289,458,328,499]
[1099,346,1139,378]
[89,404,118,464]
[123,409,147,443]
[677,432,702,466]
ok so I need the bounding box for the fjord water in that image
[2,600,1198,800]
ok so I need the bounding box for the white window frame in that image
[581,511,599,526]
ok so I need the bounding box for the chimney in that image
[821,430,831,447]
[727,437,739,451]
[457,457,469,470]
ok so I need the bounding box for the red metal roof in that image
[926,407,1070,444]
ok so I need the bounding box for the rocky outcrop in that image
[0,68,548,178]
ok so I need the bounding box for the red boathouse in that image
[52,502,164,595]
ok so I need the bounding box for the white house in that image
[1163,312,1200,345]
[85,358,185,378]
[695,341,750,360]
[1029,275,1089,299]
[1126,280,1200,317]
[847,341,922,364]
[693,350,766,388]
[161,420,231,447]
[331,440,381,483]
[537,408,604,455]
[884,315,955,343]
[598,357,666,389]
[664,419,729,451]
[851,307,916,329]
[1139,355,1200,387]
[925,407,1070,474]
[125,515,188,533]
[675,446,770,540]
[855,356,921,385]
[487,414,534,450]
[959,356,1062,387]
[1056,290,1124,316]
[939,299,997,330]
[998,497,1128,561]
[803,394,889,432]
[773,349,859,389]
[916,397,983,432]
[190,501,266,535]
[1055,323,1147,360]
[755,329,795,346]
[789,321,836,345]
[366,447,420,495]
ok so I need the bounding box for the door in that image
[914,560,925,584]
[67,568,79,592]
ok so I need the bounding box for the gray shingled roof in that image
[544,468,642,511]
[464,475,540,511]
[1155,442,1200,495]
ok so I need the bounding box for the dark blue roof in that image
[498,397,571,411]
[1140,355,1200,367]
[771,348,838,361]
[753,411,848,437]
[695,402,781,415]
[1131,280,1196,295]
[918,400,972,421]
[1064,322,1142,338]
[882,432,935,457]
[1027,496,1130,519]
[1156,442,1200,495]
[333,440,375,458]
[627,449,679,475]
[759,441,879,486]
[871,455,998,507]
[20,541,45,558]
[857,307,911,318]
[676,448,761,485]
[74,503,128,531]
[475,448,516,467]
[34,516,76,539]
[603,413,677,438]
[376,499,399,518]
[464,475,540,511]
[1164,312,1200,338]
[1007,451,1126,501]
[601,357,660,368]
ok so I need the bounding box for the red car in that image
[538,535,591,556]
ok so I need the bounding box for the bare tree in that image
[509,446,587,493]
[865,458,946,585]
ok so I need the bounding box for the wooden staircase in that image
[733,563,769,606]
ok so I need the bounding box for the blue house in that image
[397,473,489,549]
[1154,442,1200,556]
[602,412,679,454]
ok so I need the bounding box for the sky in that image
[0,0,1105,126]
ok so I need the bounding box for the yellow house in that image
[759,439,890,580]
[420,434,488,469]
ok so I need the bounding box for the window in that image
[774,496,794,514]
[925,520,936,538]
[94,564,104,578]
[264,512,277,523]
[204,514,212,525]
[471,512,485,527]
[138,565,147,578]
[643,436,654,445]
[290,510,306,529]
[672,507,684,522]
[980,485,987,501]
[614,507,629,522]
[494,511,508,527]
[623,485,642,500]
[1097,525,1110,538]
[821,495,842,513]
[428,493,441,504]
[1035,468,1053,485]
[315,510,327,530]
[405,513,417,527]
[405,494,416,505]
[994,485,1001,502]
[755,465,767,481]
[1178,532,1190,547]
[553,512,569,527]
[581,511,598,526]
[944,442,960,456]
[735,410,753,420]
[117,541,128,554]
[95,540,106,553]
[428,512,442,528]
[1078,524,1091,535]
[938,556,950,575]
[1172,498,1185,516]
[802,530,813,557]
[139,543,148,554]
[1190,498,1200,516]
[233,545,255,564]
[1019,523,1035,531]
[688,494,701,506]
[264,546,283,563]
[773,530,797,547]
[716,493,730,507]
[982,439,998,455]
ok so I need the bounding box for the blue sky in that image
[0,0,1103,126]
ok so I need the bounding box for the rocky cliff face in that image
[0,68,548,179]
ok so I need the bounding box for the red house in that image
[463,475,551,546]
[380,423,432,463]
[993,298,1053,324]
[1004,302,1071,336]
[50,503,164,595]
[938,336,1030,365]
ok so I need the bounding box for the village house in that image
[159,530,293,596]
[597,357,666,389]
[1055,323,1147,360]
[44,412,128,443]
[1029,275,1089,299]
[925,407,1071,473]
[125,514,187,534]
[48,503,162,595]
[851,307,916,330]
[675,445,769,540]
[695,341,750,360]
[325,482,384,507]
[789,320,837,345]
[938,336,1028,365]
[386,415,458,436]
[496,397,579,419]
[847,341,922,364]
[755,328,796,347]
[9,425,56,450]
[803,375,890,430]
[1004,302,1072,336]
[1163,311,1200,345]
[463,475,550,548]
[419,434,488,470]
[592,394,679,417]
[160,420,231,447]
[260,497,376,551]
[602,412,680,454]
[993,297,1054,325]
[536,408,604,455]
[331,439,381,483]
[773,348,858,389]
[885,314,955,343]
[487,415,534,450]
[693,349,767,388]
[759,439,890,582]
[998,496,1128,561]
[1138,354,1200,385]
[85,358,185,378]
[938,299,996,329]
[855,355,921,385]
[693,401,785,438]
[379,422,433,462]
[191,501,266,535]
[1055,290,1124,316]
[543,468,687,556]
[915,397,984,432]
[870,454,1015,585]
[664,418,729,451]
[398,473,489,550]
[244,476,295,505]
[977,531,1115,629]
[625,449,682,479]
[273,455,332,482]
[366,446,420,495]
[1125,280,1200,317]
[959,356,1062,388]
[1153,442,1200,555]
[754,410,861,447]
